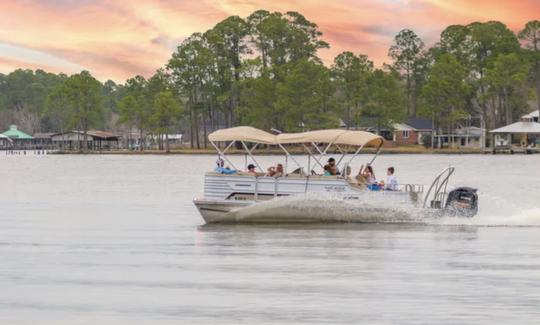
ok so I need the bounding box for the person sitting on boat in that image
[361,165,379,190]
[324,157,340,175]
[266,164,284,177]
[215,158,236,174]
[384,167,398,191]
[323,164,333,176]
[266,166,276,176]
[322,163,332,175]
[361,165,376,183]
[275,163,284,177]
[247,164,257,176]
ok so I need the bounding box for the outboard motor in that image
[445,187,478,217]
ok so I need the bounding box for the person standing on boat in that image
[385,167,398,191]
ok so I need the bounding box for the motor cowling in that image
[445,187,478,217]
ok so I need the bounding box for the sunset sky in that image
[0,0,538,82]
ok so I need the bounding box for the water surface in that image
[1,154,540,324]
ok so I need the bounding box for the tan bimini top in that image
[276,129,383,148]
[208,126,384,148]
[208,126,276,144]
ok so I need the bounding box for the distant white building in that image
[522,110,539,123]
[151,134,183,142]
[0,133,13,148]
[166,134,183,142]
[490,121,540,148]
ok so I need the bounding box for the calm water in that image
[1,153,540,324]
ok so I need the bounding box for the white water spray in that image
[228,191,540,227]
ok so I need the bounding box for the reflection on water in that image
[1,154,540,324]
[199,222,480,235]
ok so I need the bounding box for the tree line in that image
[0,10,539,150]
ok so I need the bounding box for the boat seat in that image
[289,167,306,176]
[347,174,368,190]
[355,174,368,186]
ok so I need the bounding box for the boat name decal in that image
[324,186,345,192]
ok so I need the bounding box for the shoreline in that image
[47,147,491,155]
[5,146,537,155]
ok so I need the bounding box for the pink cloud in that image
[0,56,68,75]
[0,0,538,81]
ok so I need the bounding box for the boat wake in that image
[228,192,540,227]
[434,192,540,227]
[229,193,426,224]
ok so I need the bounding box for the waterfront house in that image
[0,133,13,149]
[454,126,484,148]
[356,117,394,142]
[1,125,33,149]
[521,110,539,123]
[354,116,434,146]
[490,120,540,151]
[392,117,435,146]
[50,130,120,151]
[120,131,145,150]
[165,134,183,146]
[32,132,55,149]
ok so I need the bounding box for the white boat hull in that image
[194,172,427,223]
[194,192,422,224]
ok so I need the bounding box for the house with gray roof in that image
[392,117,434,145]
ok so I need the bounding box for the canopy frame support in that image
[210,140,238,171]
[334,144,348,170]
[312,142,326,170]
[367,142,384,166]
[240,141,263,172]
[309,142,335,172]
[309,142,352,174]
[303,144,325,170]
[208,127,386,175]
[346,144,366,167]
[277,144,302,172]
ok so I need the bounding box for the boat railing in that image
[252,175,280,201]
[363,183,423,193]
[401,184,424,193]
[210,171,426,203]
[254,175,259,201]
[423,166,455,208]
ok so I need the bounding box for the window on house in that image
[403,130,410,139]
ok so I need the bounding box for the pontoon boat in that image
[193,127,478,223]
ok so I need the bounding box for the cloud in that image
[0,0,538,81]
[0,42,85,72]
[0,56,71,75]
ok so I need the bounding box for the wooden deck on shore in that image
[491,146,540,154]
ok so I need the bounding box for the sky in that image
[0,0,538,82]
